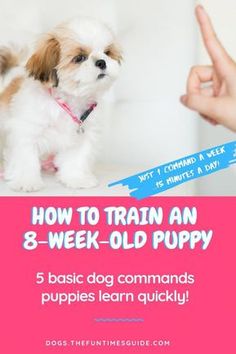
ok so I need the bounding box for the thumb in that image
[180,94,221,120]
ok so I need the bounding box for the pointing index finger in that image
[195,5,232,66]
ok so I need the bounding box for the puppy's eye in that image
[105,50,111,57]
[72,55,87,63]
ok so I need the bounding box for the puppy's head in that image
[26,17,122,97]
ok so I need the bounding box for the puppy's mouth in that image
[97,73,107,80]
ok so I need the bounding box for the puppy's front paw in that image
[58,172,98,189]
[8,177,44,192]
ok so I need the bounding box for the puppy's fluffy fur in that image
[0,17,122,191]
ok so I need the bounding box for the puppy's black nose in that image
[95,59,106,70]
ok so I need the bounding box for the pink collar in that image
[48,88,97,127]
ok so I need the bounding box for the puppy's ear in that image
[0,46,18,75]
[105,43,123,65]
[26,35,60,85]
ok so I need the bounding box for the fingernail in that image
[199,5,206,13]
[196,4,205,13]
[197,4,204,10]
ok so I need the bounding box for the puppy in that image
[0,17,122,191]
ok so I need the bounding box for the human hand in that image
[181,5,236,132]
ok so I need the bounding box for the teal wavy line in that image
[95,318,144,322]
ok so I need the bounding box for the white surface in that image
[0,163,194,196]
[104,0,198,170]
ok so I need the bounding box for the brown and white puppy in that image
[0,17,122,191]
